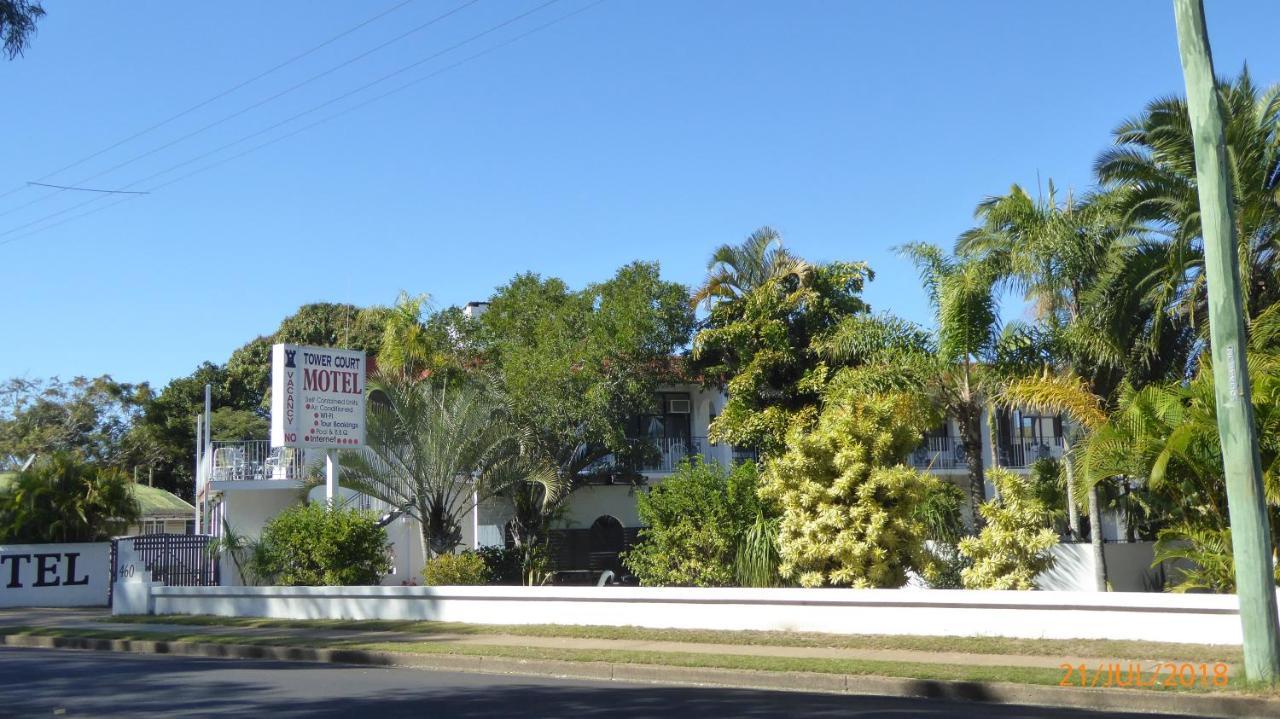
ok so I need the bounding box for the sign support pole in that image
[194,413,203,535]
[1173,0,1280,686]
[325,448,338,505]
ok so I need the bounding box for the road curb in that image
[2,632,1276,718]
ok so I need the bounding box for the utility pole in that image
[1173,0,1280,685]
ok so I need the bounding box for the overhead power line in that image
[0,0,421,204]
[0,0,606,250]
[0,0,557,241]
[0,0,481,219]
[26,182,149,195]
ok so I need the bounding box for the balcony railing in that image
[909,435,968,470]
[638,436,709,473]
[207,440,305,482]
[999,436,1065,468]
[578,436,763,477]
[909,435,1066,471]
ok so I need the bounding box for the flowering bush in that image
[959,469,1058,590]
[760,392,940,588]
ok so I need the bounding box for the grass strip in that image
[102,614,1242,664]
[9,625,1264,696]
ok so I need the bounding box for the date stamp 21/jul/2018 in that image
[1059,662,1230,689]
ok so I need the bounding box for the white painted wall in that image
[0,543,111,607]
[220,489,302,541]
[149,585,1270,645]
[556,484,643,529]
[382,514,426,586]
[1039,542,1189,592]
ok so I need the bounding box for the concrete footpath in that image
[0,608,1276,718]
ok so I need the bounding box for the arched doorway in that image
[588,515,625,574]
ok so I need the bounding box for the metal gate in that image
[109,533,219,603]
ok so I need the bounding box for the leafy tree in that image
[0,453,140,543]
[223,337,274,413]
[225,302,392,412]
[337,376,561,557]
[958,469,1059,590]
[692,259,873,456]
[208,407,269,442]
[1,0,43,59]
[760,389,942,588]
[256,503,390,586]
[691,227,810,308]
[622,459,770,587]
[477,262,694,544]
[125,362,230,500]
[0,375,148,467]
[130,301,395,498]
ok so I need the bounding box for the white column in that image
[472,488,480,549]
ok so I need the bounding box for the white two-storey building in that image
[196,302,1125,585]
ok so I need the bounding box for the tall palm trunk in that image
[1061,436,1082,539]
[1087,484,1108,591]
[986,403,1000,498]
[959,403,986,529]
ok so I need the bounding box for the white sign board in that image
[271,343,366,449]
[0,542,111,607]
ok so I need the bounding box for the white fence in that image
[145,585,1264,645]
[0,542,111,607]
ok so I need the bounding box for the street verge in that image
[1,627,1278,718]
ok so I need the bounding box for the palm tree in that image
[691,227,811,308]
[959,183,1190,589]
[376,292,434,381]
[1096,68,1280,338]
[1078,308,1280,591]
[959,184,1114,538]
[900,243,1002,526]
[337,375,562,557]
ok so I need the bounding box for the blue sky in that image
[3,1,1278,388]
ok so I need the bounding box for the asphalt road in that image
[0,647,1196,718]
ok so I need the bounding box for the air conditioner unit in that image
[668,399,691,414]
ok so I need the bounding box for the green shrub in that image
[622,459,772,587]
[914,480,970,588]
[424,550,490,585]
[256,503,390,586]
[958,469,1059,590]
[475,545,523,585]
[476,543,554,586]
[733,511,782,588]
